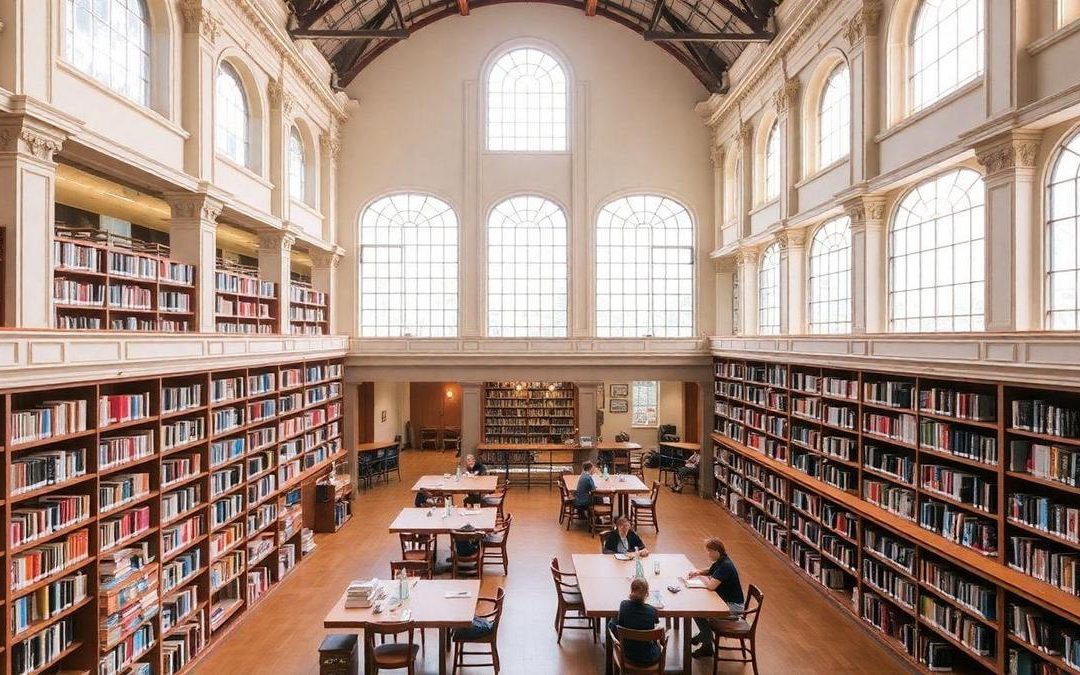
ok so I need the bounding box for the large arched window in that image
[359,194,459,337]
[889,168,985,332]
[487,48,567,152]
[910,0,984,112]
[763,121,781,203]
[808,218,852,334]
[1048,131,1080,329]
[216,62,250,167]
[758,243,781,335]
[288,127,306,204]
[818,63,850,168]
[63,0,150,106]
[487,196,567,337]
[596,195,694,338]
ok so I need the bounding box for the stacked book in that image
[345,580,384,609]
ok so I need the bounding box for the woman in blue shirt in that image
[687,538,744,658]
[612,578,661,666]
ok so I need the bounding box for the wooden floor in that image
[193,452,911,674]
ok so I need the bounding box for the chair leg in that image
[750,637,759,675]
[556,610,564,643]
[492,642,501,673]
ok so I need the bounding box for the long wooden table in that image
[410,474,500,496]
[388,507,497,534]
[571,553,731,675]
[562,473,650,518]
[324,579,481,675]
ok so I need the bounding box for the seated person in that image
[603,516,649,556]
[609,578,661,666]
[414,488,442,508]
[687,538,745,658]
[575,461,598,515]
[454,523,480,558]
[463,454,488,505]
[671,451,701,493]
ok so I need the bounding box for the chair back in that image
[494,513,513,539]
[474,586,506,638]
[450,530,484,562]
[390,560,432,580]
[649,481,661,504]
[399,532,434,558]
[610,626,668,673]
[364,620,415,653]
[550,557,581,600]
[598,529,615,553]
[444,427,461,441]
[742,584,765,636]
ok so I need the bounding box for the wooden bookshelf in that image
[2,357,345,675]
[53,226,197,332]
[712,356,1080,674]
[483,382,577,444]
[288,282,329,336]
[214,260,279,335]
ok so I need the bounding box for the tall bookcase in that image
[483,382,578,444]
[214,261,279,335]
[53,227,197,332]
[288,282,329,336]
[2,357,345,675]
[712,356,1080,674]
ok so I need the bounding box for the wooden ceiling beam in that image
[643,29,772,42]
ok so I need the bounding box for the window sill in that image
[1027,18,1080,56]
[216,155,273,189]
[56,61,188,139]
[748,198,780,217]
[481,150,572,157]
[290,199,322,219]
[877,79,983,143]
[795,157,849,189]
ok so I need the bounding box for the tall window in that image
[889,168,985,332]
[359,193,459,337]
[487,48,567,152]
[288,127,306,203]
[596,195,694,338]
[631,381,659,427]
[818,63,850,168]
[910,0,984,112]
[763,121,781,202]
[808,217,852,334]
[216,62,249,167]
[1047,131,1080,329]
[758,243,781,334]
[63,0,150,106]
[487,196,567,337]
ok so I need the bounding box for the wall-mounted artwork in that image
[381,410,387,423]
[610,384,629,398]
[609,398,628,413]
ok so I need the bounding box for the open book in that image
[681,576,708,589]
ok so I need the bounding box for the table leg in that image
[604,621,613,675]
[364,629,374,675]
[681,617,692,675]
[439,627,448,675]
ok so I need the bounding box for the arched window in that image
[1047,131,1080,329]
[487,48,567,152]
[63,0,150,105]
[596,195,694,338]
[889,168,985,332]
[1059,0,1080,28]
[216,62,250,167]
[758,243,781,334]
[910,0,984,112]
[288,127,306,204]
[763,121,781,203]
[487,195,567,337]
[808,218,852,334]
[818,63,850,168]
[359,193,459,337]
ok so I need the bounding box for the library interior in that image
[1,0,1080,673]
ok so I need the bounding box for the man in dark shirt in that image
[611,578,661,666]
[463,454,488,505]
[575,461,598,514]
[414,488,436,508]
[687,538,745,657]
[603,516,649,556]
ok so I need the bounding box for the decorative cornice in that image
[164,192,224,223]
[258,229,297,252]
[842,0,883,47]
[974,134,1041,176]
[268,79,295,117]
[0,127,64,162]
[842,195,887,226]
[180,0,220,43]
[310,249,344,271]
[772,78,800,117]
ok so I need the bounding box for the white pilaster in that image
[163,190,222,332]
[736,249,759,335]
[257,229,296,334]
[774,79,800,219]
[179,0,220,179]
[843,1,883,181]
[460,382,484,462]
[310,247,344,335]
[268,78,294,220]
[783,230,807,335]
[844,196,887,334]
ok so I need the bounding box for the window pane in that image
[63,0,149,105]
[631,381,658,427]
[1048,132,1080,329]
[758,243,782,334]
[288,128,306,204]
[910,0,985,112]
[808,217,853,333]
[486,48,567,152]
[818,63,850,168]
[215,62,249,167]
[764,121,781,201]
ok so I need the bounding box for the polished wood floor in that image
[194,452,911,674]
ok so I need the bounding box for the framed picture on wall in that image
[381,410,387,423]
[610,384,629,398]
[609,399,629,413]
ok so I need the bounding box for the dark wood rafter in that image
[643,29,773,42]
[289,0,349,30]
[658,4,728,92]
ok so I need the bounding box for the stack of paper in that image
[345,579,383,608]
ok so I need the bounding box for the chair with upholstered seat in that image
[364,621,419,674]
[481,513,512,574]
[451,586,506,673]
[481,483,509,522]
[589,493,613,534]
[451,529,484,579]
[630,481,660,533]
[420,427,440,451]
[711,584,764,675]
[610,626,669,675]
[550,557,597,643]
[399,532,435,578]
[558,479,582,529]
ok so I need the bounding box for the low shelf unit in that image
[288,282,329,336]
[214,260,279,335]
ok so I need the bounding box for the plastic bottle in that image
[634,558,645,580]
[397,567,409,600]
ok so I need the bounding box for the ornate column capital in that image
[0,117,67,163]
[974,131,1041,179]
[772,78,800,117]
[734,248,759,268]
[842,195,887,231]
[180,0,220,43]
[163,191,224,224]
[310,247,344,270]
[320,129,341,161]
[268,79,295,118]
[737,120,754,146]
[842,0,883,47]
[257,228,297,253]
[710,145,724,169]
[778,228,807,250]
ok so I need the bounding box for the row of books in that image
[289,285,327,305]
[863,479,916,521]
[864,412,917,444]
[11,529,91,591]
[162,454,201,487]
[215,271,276,298]
[163,550,200,596]
[919,420,998,465]
[1012,400,1080,439]
[11,400,89,445]
[99,431,155,471]
[100,472,151,512]
[10,494,92,548]
[106,284,153,310]
[918,387,996,422]
[11,570,87,635]
[163,610,207,675]
[53,278,105,306]
[99,393,151,427]
[215,298,273,318]
[10,448,88,495]
[864,381,915,409]
[215,322,275,334]
[99,505,152,550]
[1008,537,1079,595]
[162,485,202,522]
[1007,492,1080,543]
[1009,440,1080,488]
[107,251,162,280]
[164,417,205,450]
[163,384,202,414]
[288,307,326,322]
[920,464,997,512]
[921,558,997,621]
[12,616,75,675]
[919,502,997,555]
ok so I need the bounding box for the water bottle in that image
[456,465,462,481]
[654,559,661,575]
[634,558,645,580]
[398,567,409,600]
[444,499,452,518]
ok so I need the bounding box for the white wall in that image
[599,380,684,448]
[372,380,408,441]
[338,4,715,339]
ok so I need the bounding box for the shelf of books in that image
[53,226,197,332]
[2,357,345,675]
[712,356,1080,674]
[483,382,578,444]
[214,261,279,335]
[288,283,329,336]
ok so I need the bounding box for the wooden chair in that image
[443,427,462,455]
[612,451,631,475]
[589,493,613,534]
[420,427,440,451]
[364,621,419,674]
[550,557,597,643]
[628,450,646,480]
[610,626,669,675]
[399,532,436,577]
[481,483,509,522]
[481,513,512,574]
[558,479,580,528]
[630,481,661,533]
[450,530,484,579]
[451,587,505,674]
[597,529,615,554]
[390,560,432,580]
[711,584,764,675]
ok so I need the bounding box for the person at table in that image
[687,538,745,658]
[670,450,701,493]
[603,516,649,556]
[414,488,437,508]
[575,461,598,515]
[463,454,488,505]
[609,578,661,666]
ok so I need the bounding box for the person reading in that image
[610,578,661,666]
[686,538,744,658]
[603,516,649,556]
[463,454,488,505]
[575,461,598,515]
[671,450,701,493]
